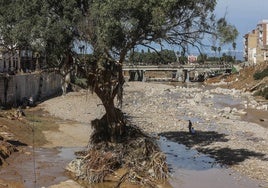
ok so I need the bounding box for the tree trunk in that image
[91,90,126,143]
[89,52,127,143]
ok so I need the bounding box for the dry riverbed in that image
[41,81,268,186]
[122,82,268,185]
[1,81,267,187]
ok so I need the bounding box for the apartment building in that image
[244,19,268,64]
[257,20,268,62]
[0,50,20,74]
[244,29,258,64]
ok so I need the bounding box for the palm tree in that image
[211,46,217,62]
[232,42,237,62]
[217,46,221,61]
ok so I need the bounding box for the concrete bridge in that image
[123,63,232,82]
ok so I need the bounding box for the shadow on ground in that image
[159,131,266,166]
[7,140,28,147]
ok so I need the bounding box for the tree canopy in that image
[0,0,237,65]
[81,0,219,56]
[0,0,83,67]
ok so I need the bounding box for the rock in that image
[66,158,86,179]
[231,108,238,114]
[223,107,232,113]
[194,94,202,103]
[237,110,247,115]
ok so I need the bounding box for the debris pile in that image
[0,136,17,166]
[66,125,169,187]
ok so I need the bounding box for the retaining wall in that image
[0,72,62,107]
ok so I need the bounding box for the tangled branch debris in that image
[0,139,17,166]
[66,125,169,187]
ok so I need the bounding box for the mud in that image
[0,146,84,188]
[241,108,268,128]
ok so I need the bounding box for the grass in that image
[253,67,268,80]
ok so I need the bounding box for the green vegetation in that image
[74,77,88,88]
[128,49,177,65]
[231,66,237,73]
[253,67,268,80]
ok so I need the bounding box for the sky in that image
[215,0,268,58]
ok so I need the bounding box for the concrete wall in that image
[0,72,62,107]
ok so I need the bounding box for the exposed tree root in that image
[66,124,169,187]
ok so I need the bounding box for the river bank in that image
[0,81,267,187]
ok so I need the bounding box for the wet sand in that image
[241,108,268,128]
[0,147,81,188]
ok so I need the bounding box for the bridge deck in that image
[123,64,232,71]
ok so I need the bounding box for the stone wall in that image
[0,72,62,107]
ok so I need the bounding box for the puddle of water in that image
[159,137,219,172]
[0,146,84,188]
[159,137,262,188]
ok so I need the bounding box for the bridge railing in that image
[123,63,232,70]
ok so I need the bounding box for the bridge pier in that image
[129,70,144,81]
[174,70,183,82]
[183,69,190,82]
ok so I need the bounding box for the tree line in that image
[127,50,236,65]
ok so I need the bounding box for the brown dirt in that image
[0,108,62,186]
[205,62,268,92]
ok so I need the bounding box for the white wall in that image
[0,72,62,106]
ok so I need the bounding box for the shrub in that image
[75,77,88,88]
[231,66,237,73]
[253,67,268,80]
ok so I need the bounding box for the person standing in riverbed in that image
[188,120,195,134]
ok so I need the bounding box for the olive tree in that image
[77,0,237,143]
